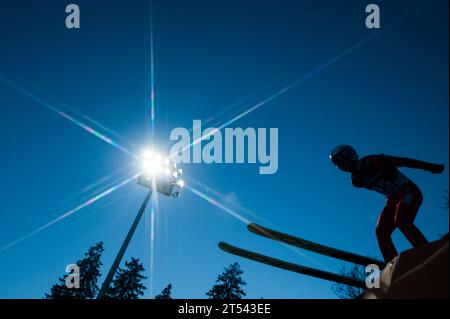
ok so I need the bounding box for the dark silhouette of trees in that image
[155,283,173,299]
[332,263,365,299]
[206,262,246,299]
[105,257,147,299]
[45,242,104,299]
[45,243,147,299]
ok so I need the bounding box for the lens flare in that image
[186,182,331,270]
[175,9,417,157]
[186,185,250,224]
[149,203,156,296]
[10,76,137,151]
[185,175,270,225]
[0,174,139,253]
[149,0,156,137]
[57,111,137,159]
[81,163,135,195]
[0,78,137,159]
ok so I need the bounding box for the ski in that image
[247,223,386,268]
[219,242,366,289]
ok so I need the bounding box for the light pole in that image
[97,150,183,299]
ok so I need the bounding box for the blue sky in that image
[0,0,448,299]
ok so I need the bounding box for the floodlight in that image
[142,159,162,175]
[138,150,183,198]
[142,149,153,159]
[154,154,162,163]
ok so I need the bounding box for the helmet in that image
[330,145,358,166]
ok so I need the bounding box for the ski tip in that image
[247,223,265,233]
[247,222,259,230]
[218,242,233,252]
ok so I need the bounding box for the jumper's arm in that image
[386,155,444,173]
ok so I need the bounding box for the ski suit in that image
[350,154,438,262]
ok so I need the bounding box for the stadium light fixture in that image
[137,149,184,197]
[98,148,184,299]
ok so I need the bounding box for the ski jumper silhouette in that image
[330,145,445,262]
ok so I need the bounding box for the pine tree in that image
[45,242,104,299]
[155,283,173,299]
[105,257,147,299]
[206,262,246,299]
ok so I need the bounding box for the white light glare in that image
[142,160,161,175]
[141,149,165,175]
[142,149,154,159]
[177,180,185,188]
